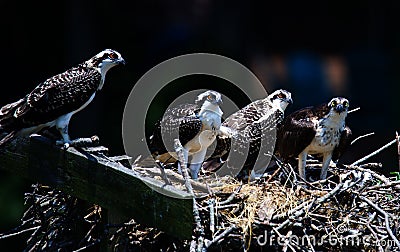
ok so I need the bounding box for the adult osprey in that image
[148,90,223,179]
[204,89,293,178]
[0,49,125,147]
[276,97,352,180]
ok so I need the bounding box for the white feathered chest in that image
[307,114,345,154]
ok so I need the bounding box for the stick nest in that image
[1,160,400,251]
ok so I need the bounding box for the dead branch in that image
[351,138,397,166]
[351,132,375,145]
[348,107,361,113]
[174,139,205,252]
[359,196,400,248]
[155,160,172,185]
[0,226,39,240]
[208,199,215,236]
[204,225,236,249]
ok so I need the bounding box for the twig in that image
[155,160,172,185]
[208,199,215,236]
[282,230,293,252]
[365,180,400,190]
[73,239,101,252]
[273,177,347,231]
[397,131,400,172]
[366,224,384,252]
[265,166,282,184]
[0,226,39,239]
[204,225,236,249]
[348,107,360,113]
[131,155,142,167]
[273,199,313,220]
[174,139,194,194]
[272,228,299,251]
[359,196,400,248]
[351,132,375,145]
[359,163,382,169]
[348,165,390,184]
[173,139,204,251]
[218,184,242,205]
[215,204,239,210]
[205,182,214,196]
[134,167,209,193]
[351,138,397,166]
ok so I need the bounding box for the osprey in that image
[205,89,293,178]
[0,49,125,147]
[148,90,223,179]
[276,97,352,180]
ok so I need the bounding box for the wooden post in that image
[0,135,193,239]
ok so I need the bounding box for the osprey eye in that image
[331,101,337,107]
[343,101,349,107]
[207,95,213,100]
[108,53,117,60]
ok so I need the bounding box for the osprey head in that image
[195,90,223,105]
[328,97,349,114]
[268,89,293,111]
[88,49,125,72]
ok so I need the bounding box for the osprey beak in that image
[216,98,223,105]
[118,58,126,65]
[335,104,345,113]
[287,98,293,105]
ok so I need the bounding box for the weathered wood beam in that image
[0,134,193,239]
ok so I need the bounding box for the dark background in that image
[1,1,400,249]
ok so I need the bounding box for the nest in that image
[185,161,400,251]
[1,160,399,251]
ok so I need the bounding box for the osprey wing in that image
[208,99,273,162]
[205,100,280,171]
[276,106,318,159]
[0,65,100,131]
[332,126,352,161]
[223,99,272,130]
[149,104,202,155]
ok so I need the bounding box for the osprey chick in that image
[149,90,223,179]
[276,97,352,180]
[0,49,125,147]
[205,89,293,178]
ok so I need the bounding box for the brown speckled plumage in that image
[0,49,125,146]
